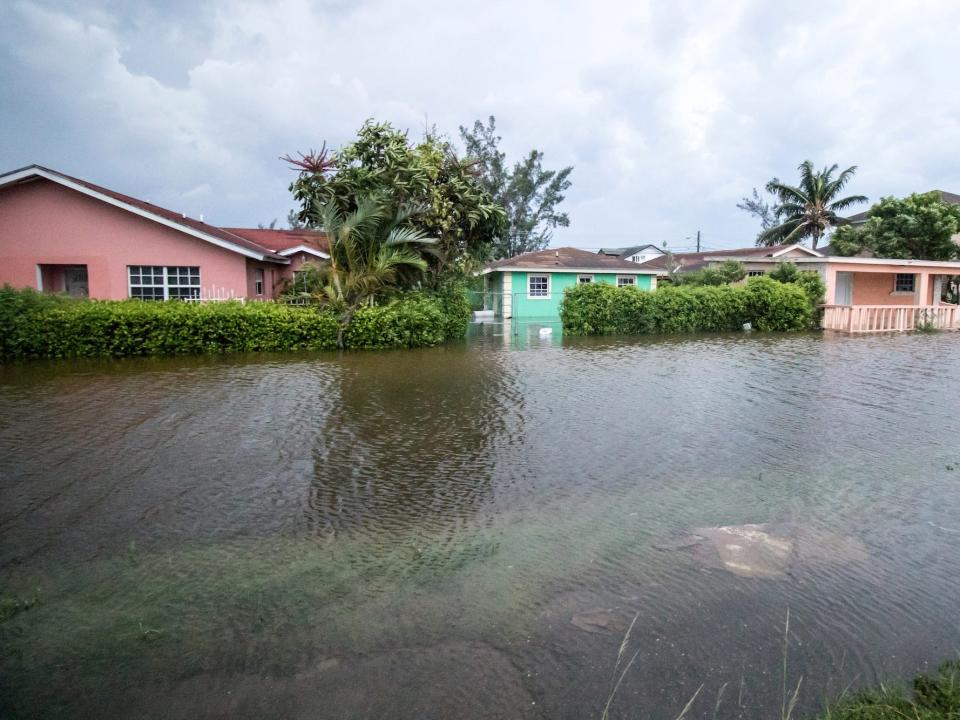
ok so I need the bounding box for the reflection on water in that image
[2,333,960,719]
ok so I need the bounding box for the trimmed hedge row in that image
[561,276,813,335]
[0,285,471,360]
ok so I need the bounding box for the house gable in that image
[0,177,258,300]
[0,165,286,263]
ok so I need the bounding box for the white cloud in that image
[3,0,960,248]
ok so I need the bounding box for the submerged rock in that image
[654,522,868,579]
[570,608,630,635]
[694,524,792,578]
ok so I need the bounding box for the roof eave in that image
[277,245,330,259]
[481,265,660,275]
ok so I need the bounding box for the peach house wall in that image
[0,179,265,300]
[820,262,943,306]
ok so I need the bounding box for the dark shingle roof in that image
[484,246,658,272]
[639,244,812,271]
[597,244,663,258]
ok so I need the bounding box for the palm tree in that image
[299,196,437,346]
[759,161,867,249]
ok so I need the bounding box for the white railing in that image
[821,304,959,332]
[182,285,247,304]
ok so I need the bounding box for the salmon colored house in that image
[0,165,328,301]
[639,243,960,332]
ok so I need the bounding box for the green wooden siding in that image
[509,271,653,320]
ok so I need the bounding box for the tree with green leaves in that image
[676,260,746,286]
[284,121,505,277]
[758,161,867,249]
[830,192,960,261]
[289,197,437,347]
[737,186,780,239]
[459,116,573,258]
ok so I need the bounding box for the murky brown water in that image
[2,330,960,719]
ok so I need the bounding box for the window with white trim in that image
[255,268,264,296]
[577,274,594,284]
[617,275,636,287]
[894,273,915,293]
[747,270,766,277]
[528,274,550,298]
[128,266,200,300]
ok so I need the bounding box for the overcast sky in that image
[2,1,959,252]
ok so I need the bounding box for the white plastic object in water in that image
[539,327,553,336]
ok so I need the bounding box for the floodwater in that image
[1,330,959,719]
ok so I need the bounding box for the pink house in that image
[0,165,329,300]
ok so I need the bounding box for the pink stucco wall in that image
[850,272,915,305]
[0,179,276,300]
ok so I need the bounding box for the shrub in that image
[676,260,747,286]
[561,277,812,335]
[0,285,469,360]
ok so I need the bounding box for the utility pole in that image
[696,230,701,253]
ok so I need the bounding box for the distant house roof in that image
[597,244,664,258]
[639,243,821,272]
[482,246,660,274]
[0,165,289,263]
[815,243,875,258]
[845,190,960,225]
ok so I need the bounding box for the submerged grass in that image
[0,590,40,623]
[816,659,960,719]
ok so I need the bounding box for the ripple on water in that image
[2,334,960,719]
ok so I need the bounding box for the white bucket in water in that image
[538,327,553,337]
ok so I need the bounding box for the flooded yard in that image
[1,331,959,719]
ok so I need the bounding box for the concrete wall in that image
[851,272,915,305]
[0,179,270,300]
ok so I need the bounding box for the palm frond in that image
[827,194,869,213]
[385,225,437,247]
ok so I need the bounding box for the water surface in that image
[2,331,959,719]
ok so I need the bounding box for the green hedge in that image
[0,286,470,360]
[560,276,813,335]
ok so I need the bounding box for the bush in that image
[561,277,813,335]
[676,260,747,286]
[0,285,470,360]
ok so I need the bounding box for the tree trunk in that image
[336,307,356,350]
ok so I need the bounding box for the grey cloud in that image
[2,0,960,249]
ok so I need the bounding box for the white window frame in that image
[128,265,201,301]
[616,275,636,288]
[527,274,551,299]
[747,270,766,277]
[254,268,265,296]
[577,274,594,284]
[893,273,915,294]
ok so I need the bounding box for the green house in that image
[480,247,659,321]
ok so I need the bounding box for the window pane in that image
[895,273,915,292]
[528,275,549,297]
